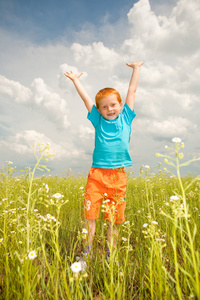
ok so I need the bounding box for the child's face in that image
[97,94,122,120]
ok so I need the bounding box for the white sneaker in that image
[76,255,87,273]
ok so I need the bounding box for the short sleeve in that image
[122,103,136,126]
[87,105,101,128]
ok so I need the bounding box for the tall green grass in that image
[0,141,199,299]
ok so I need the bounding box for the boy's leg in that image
[83,219,96,248]
[107,222,120,248]
[106,222,120,263]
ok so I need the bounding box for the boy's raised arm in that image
[64,71,94,113]
[125,62,143,110]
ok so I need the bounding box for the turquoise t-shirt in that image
[87,103,136,169]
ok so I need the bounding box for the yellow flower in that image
[178,153,184,159]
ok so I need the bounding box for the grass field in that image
[0,141,200,299]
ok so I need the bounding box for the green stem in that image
[25,147,49,299]
[173,218,182,300]
[176,159,200,296]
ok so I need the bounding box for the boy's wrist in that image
[72,78,80,84]
[133,65,140,70]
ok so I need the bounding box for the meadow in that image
[0,140,200,299]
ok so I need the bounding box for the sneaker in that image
[75,246,92,273]
[76,255,87,273]
[105,248,119,266]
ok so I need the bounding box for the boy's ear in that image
[97,108,102,114]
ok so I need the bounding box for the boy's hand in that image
[64,71,83,82]
[64,70,93,113]
[126,62,144,69]
[125,61,143,110]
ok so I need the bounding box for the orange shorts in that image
[83,167,127,224]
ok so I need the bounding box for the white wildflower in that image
[170,195,179,201]
[70,262,82,273]
[39,215,47,221]
[103,199,110,203]
[129,245,133,251]
[82,228,88,234]
[28,250,37,260]
[143,223,148,228]
[46,214,56,222]
[124,221,130,225]
[144,165,150,169]
[52,193,62,199]
[172,137,181,143]
[45,184,49,193]
[152,221,158,225]
[84,200,91,211]
[122,237,127,241]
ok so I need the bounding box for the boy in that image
[64,61,143,267]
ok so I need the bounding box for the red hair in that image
[95,88,122,109]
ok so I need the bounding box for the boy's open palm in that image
[126,62,143,69]
[64,71,83,82]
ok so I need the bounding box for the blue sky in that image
[0,0,200,176]
[0,0,137,42]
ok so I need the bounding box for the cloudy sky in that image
[0,0,199,176]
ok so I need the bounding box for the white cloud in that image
[0,74,70,129]
[78,125,94,139]
[31,78,70,129]
[72,125,94,158]
[124,0,200,58]
[0,130,79,159]
[136,116,196,140]
[128,0,159,38]
[0,75,32,103]
[0,0,200,175]
[71,42,121,70]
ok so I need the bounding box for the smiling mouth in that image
[107,113,115,116]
